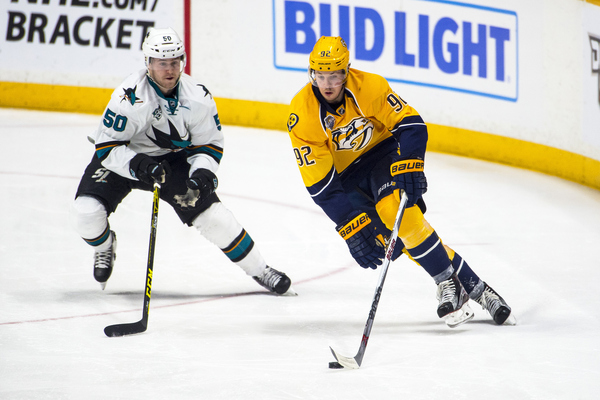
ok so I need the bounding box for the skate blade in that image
[281,287,298,296]
[444,303,474,328]
[503,313,517,326]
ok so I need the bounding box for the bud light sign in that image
[273,0,518,101]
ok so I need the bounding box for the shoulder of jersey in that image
[288,83,318,132]
[290,82,315,108]
[346,68,390,100]
[110,69,149,110]
[179,74,215,105]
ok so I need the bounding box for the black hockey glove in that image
[130,154,170,184]
[390,157,427,207]
[173,168,218,210]
[336,211,385,269]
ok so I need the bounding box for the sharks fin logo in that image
[120,85,142,106]
[148,120,191,150]
[197,84,212,99]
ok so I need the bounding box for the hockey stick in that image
[329,190,409,369]
[104,183,161,337]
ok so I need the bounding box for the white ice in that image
[1,108,599,399]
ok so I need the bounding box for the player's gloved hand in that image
[336,211,385,269]
[174,168,218,210]
[130,154,170,184]
[390,157,427,207]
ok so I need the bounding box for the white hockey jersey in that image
[93,69,223,180]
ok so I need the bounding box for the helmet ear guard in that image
[308,36,350,86]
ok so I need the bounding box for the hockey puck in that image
[329,361,344,369]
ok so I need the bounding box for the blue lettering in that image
[463,22,487,78]
[355,7,384,61]
[394,12,414,66]
[279,1,514,93]
[433,17,459,74]
[285,0,316,54]
[490,26,510,81]
[418,14,429,68]
[319,3,331,37]
[339,5,350,48]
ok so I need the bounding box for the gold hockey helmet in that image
[309,36,350,86]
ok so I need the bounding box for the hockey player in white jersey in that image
[71,27,291,295]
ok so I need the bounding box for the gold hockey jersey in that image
[287,68,428,224]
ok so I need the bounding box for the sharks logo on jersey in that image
[120,86,143,106]
[198,84,212,99]
[148,120,191,150]
[331,117,374,151]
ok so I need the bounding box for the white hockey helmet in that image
[142,27,186,68]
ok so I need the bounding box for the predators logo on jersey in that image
[331,117,374,151]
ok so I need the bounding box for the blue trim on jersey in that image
[392,115,428,159]
[307,166,355,225]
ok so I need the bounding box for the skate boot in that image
[473,282,516,325]
[436,273,474,328]
[253,266,291,295]
[93,231,117,290]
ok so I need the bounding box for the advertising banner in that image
[1,0,182,87]
[274,0,518,101]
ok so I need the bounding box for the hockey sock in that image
[405,231,453,283]
[192,202,266,276]
[85,224,112,250]
[446,249,482,296]
[222,228,254,263]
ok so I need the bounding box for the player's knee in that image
[376,193,434,247]
[191,202,242,247]
[397,206,434,249]
[375,193,399,231]
[70,196,108,238]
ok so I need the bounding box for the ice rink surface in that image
[1,108,599,399]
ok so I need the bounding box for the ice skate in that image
[253,266,292,295]
[473,282,516,325]
[436,273,474,328]
[93,231,117,290]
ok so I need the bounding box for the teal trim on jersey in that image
[173,139,192,148]
[202,146,223,162]
[186,145,223,163]
[147,76,180,114]
[95,147,111,159]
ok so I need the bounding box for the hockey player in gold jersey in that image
[287,36,515,327]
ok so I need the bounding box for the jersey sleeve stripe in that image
[307,166,336,198]
[186,144,224,163]
[95,141,129,161]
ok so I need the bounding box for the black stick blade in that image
[104,320,147,337]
